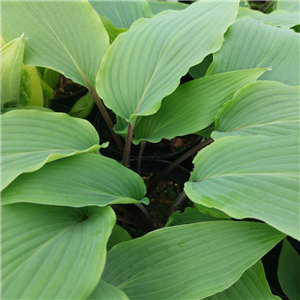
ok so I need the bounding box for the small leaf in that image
[207,17,300,86]
[185,134,300,239]
[69,92,94,119]
[88,280,129,300]
[1,154,148,207]
[97,1,239,122]
[103,221,284,300]
[212,81,300,139]
[1,110,100,190]
[278,239,300,300]
[1,34,25,109]
[107,225,132,251]
[1,203,115,299]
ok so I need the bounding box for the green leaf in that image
[185,134,300,240]
[1,203,115,299]
[1,110,100,190]
[204,260,280,300]
[212,81,300,139]
[166,207,221,227]
[237,7,300,28]
[133,68,266,144]
[97,1,239,122]
[69,92,94,119]
[103,221,284,300]
[90,0,153,29]
[1,34,25,109]
[195,203,231,220]
[20,65,44,107]
[206,17,300,86]
[2,1,109,88]
[275,0,300,13]
[148,1,188,15]
[107,225,132,251]
[1,154,148,207]
[188,54,213,79]
[88,280,129,300]
[278,239,300,300]
[99,15,128,43]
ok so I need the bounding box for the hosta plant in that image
[1,1,299,299]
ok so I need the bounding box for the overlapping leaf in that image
[90,0,153,29]
[88,280,129,300]
[278,239,300,300]
[148,1,188,15]
[207,17,300,86]
[185,134,299,240]
[212,81,300,139]
[103,221,284,300]
[1,110,100,190]
[1,203,115,299]
[204,260,280,300]
[237,7,300,27]
[1,34,25,109]
[97,1,239,122]
[2,1,109,87]
[133,68,265,144]
[1,154,148,207]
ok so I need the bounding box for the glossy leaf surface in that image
[133,68,265,144]
[1,110,100,190]
[2,1,109,87]
[103,221,284,300]
[1,203,115,299]
[1,34,25,109]
[207,17,300,86]
[278,239,300,300]
[2,154,148,207]
[97,1,239,122]
[185,135,299,240]
[204,260,280,300]
[212,81,300,139]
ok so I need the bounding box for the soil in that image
[95,110,201,158]
[53,74,85,99]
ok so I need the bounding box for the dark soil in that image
[53,74,85,98]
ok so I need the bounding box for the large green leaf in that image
[1,1,109,88]
[237,7,300,28]
[1,34,25,109]
[90,0,153,29]
[185,134,300,240]
[148,1,188,15]
[88,280,129,300]
[206,17,300,86]
[275,0,300,12]
[103,221,284,300]
[1,154,148,207]
[1,110,100,190]
[133,68,266,144]
[1,203,115,299]
[204,260,280,300]
[212,81,300,139]
[97,1,239,122]
[278,239,300,300]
